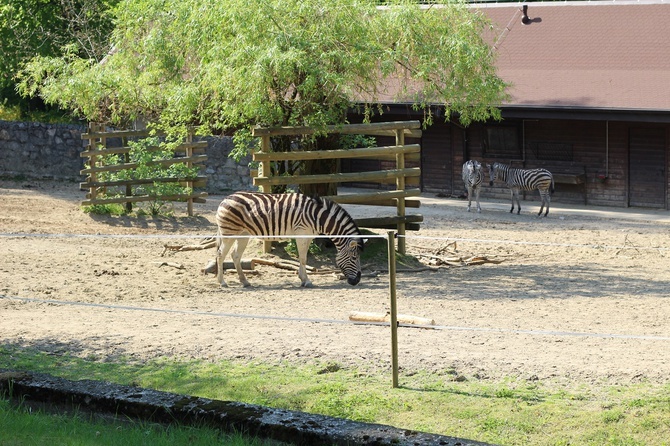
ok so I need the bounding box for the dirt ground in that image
[1,179,669,386]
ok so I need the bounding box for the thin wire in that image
[401,234,669,252]
[2,232,666,251]
[0,232,386,240]
[3,294,669,342]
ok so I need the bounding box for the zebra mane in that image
[308,194,364,251]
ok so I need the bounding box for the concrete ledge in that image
[0,370,494,446]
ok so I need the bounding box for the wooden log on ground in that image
[201,259,256,275]
[349,311,435,326]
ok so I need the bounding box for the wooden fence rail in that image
[251,120,422,254]
[80,123,207,215]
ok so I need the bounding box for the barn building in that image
[346,1,670,209]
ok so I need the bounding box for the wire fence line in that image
[0,231,667,251]
[2,294,669,342]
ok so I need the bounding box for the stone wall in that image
[0,120,253,193]
[0,121,87,180]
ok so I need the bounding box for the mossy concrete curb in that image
[0,370,495,446]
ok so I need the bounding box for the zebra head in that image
[487,162,497,186]
[464,160,481,175]
[335,238,363,285]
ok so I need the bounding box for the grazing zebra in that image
[215,191,364,288]
[462,160,484,213]
[487,162,555,216]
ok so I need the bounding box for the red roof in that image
[478,1,670,111]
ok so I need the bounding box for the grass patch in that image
[2,345,670,446]
[0,398,277,446]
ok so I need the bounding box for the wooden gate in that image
[629,128,666,208]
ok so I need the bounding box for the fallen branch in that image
[250,258,315,272]
[416,253,503,267]
[153,261,185,270]
[201,258,315,275]
[162,237,216,256]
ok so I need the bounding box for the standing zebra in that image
[487,162,555,216]
[462,160,484,213]
[215,192,364,288]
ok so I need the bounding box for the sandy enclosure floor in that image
[1,179,669,386]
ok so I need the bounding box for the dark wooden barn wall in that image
[344,111,669,209]
[420,120,453,193]
[461,119,669,209]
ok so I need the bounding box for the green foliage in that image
[284,239,322,258]
[82,203,128,215]
[18,0,507,156]
[0,0,118,117]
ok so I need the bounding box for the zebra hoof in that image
[301,281,314,288]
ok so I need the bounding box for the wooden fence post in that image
[395,129,407,255]
[86,123,101,202]
[186,130,194,216]
[388,231,399,388]
[259,134,273,253]
[122,135,132,213]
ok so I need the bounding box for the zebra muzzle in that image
[347,271,362,286]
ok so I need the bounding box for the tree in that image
[18,0,508,180]
[0,0,117,114]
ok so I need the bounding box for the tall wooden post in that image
[388,231,399,388]
[84,123,102,202]
[259,135,273,253]
[123,135,132,213]
[186,131,194,216]
[394,129,406,254]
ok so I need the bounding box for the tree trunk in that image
[300,134,339,197]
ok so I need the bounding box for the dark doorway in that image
[629,128,666,208]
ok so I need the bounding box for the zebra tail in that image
[551,177,555,194]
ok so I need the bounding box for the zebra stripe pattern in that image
[487,162,555,216]
[462,160,484,213]
[215,192,364,287]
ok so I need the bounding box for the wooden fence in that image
[80,123,208,216]
[252,120,422,254]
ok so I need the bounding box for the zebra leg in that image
[509,189,516,213]
[512,189,521,214]
[295,237,313,287]
[474,186,482,213]
[545,194,551,216]
[466,186,472,212]
[231,237,251,287]
[540,190,551,217]
[216,238,235,288]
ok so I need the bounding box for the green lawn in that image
[0,398,282,446]
[2,345,670,446]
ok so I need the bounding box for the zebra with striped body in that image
[462,160,484,213]
[215,192,364,288]
[487,162,555,216]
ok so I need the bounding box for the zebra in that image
[215,191,364,288]
[487,162,555,216]
[462,160,484,213]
